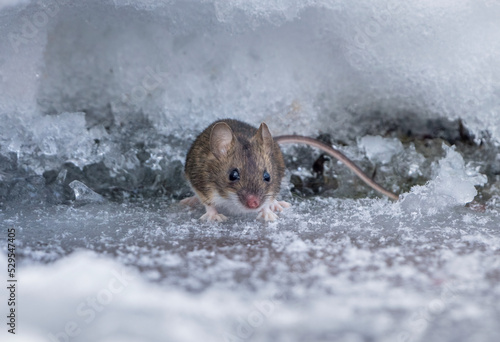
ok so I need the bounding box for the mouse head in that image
[208,121,283,212]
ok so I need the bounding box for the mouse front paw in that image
[200,205,227,222]
[256,207,278,221]
[269,200,291,212]
[200,212,228,222]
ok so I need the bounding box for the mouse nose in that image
[246,195,260,209]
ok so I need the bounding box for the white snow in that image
[1,1,500,341]
[401,144,488,215]
[1,194,499,342]
[359,135,404,164]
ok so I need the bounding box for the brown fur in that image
[184,119,285,208]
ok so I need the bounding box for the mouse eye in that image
[263,170,271,182]
[229,169,240,182]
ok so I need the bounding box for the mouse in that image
[181,119,399,222]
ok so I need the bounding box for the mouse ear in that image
[210,122,234,159]
[255,122,274,150]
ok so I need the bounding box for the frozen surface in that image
[1,0,500,341]
[2,194,500,342]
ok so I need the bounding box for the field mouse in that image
[181,119,399,222]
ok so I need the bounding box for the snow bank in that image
[1,0,500,139]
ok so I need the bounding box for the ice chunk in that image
[401,144,487,214]
[0,112,95,175]
[69,180,104,203]
[31,112,90,159]
[432,147,487,204]
[359,136,404,164]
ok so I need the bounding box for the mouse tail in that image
[274,135,399,201]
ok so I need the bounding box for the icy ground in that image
[1,0,500,341]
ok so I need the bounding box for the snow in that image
[1,0,500,341]
[401,144,488,215]
[1,198,499,341]
[359,135,404,164]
